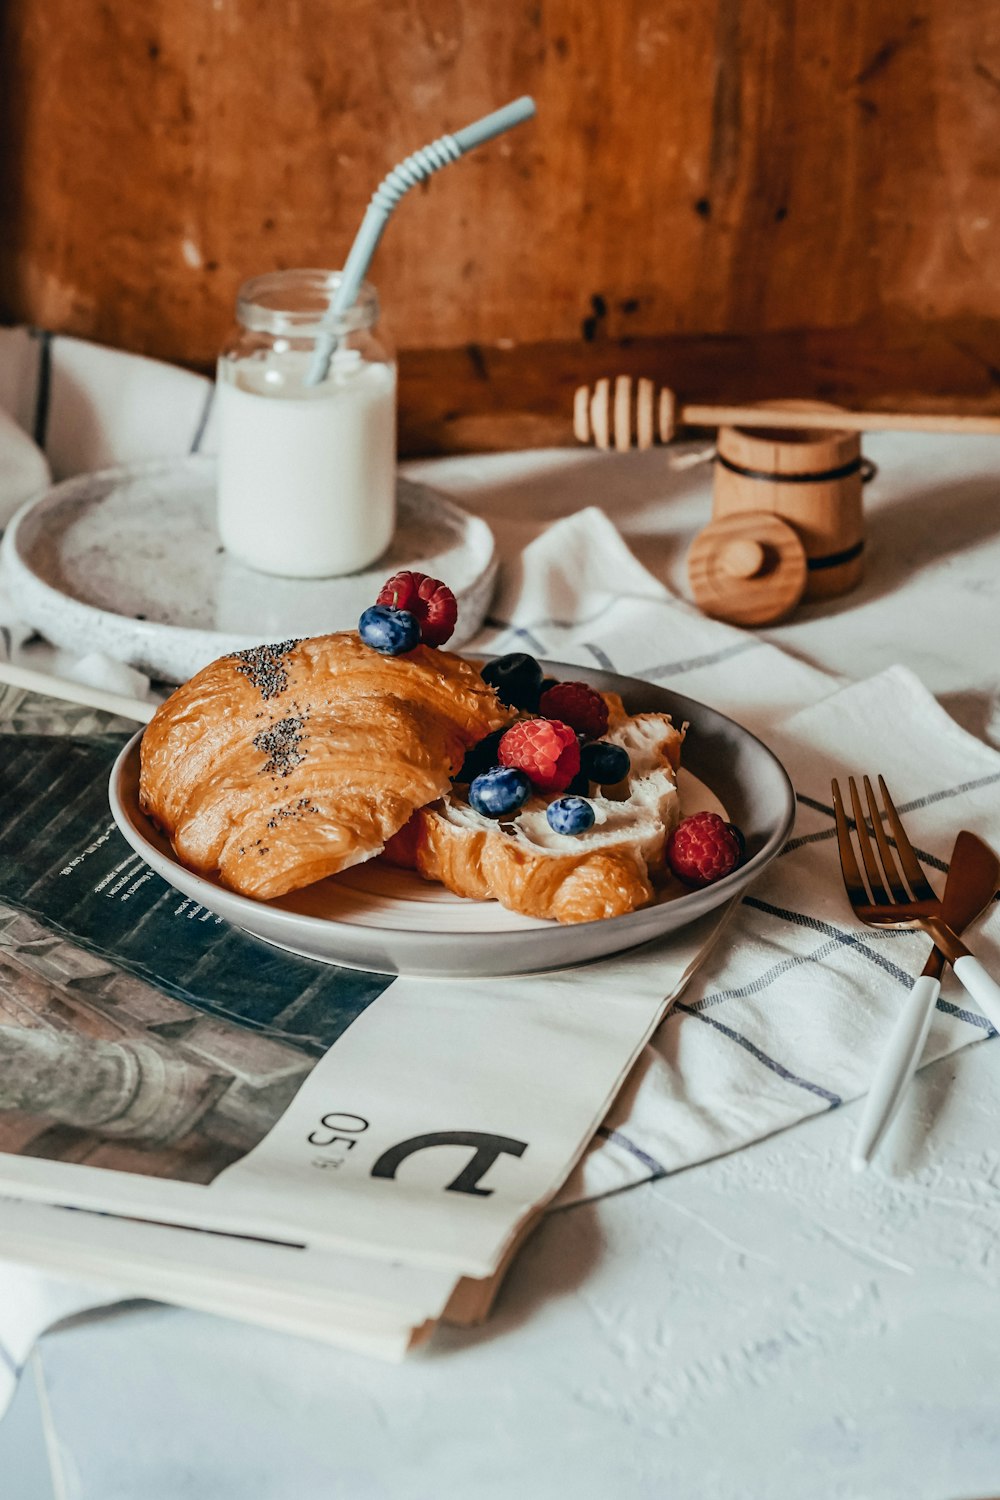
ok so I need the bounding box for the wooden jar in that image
[712,408,865,602]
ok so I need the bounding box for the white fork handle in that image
[852,975,940,1171]
[953,955,1000,1032]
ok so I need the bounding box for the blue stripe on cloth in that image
[640,640,761,680]
[689,937,846,1010]
[781,824,949,872]
[483,601,621,633]
[935,998,997,1035]
[583,642,615,671]
[189,383,216,453]
[899,772,1000,813]
[595,1126,669,1178]
[787,774,1000,861]
[796,792,834,815]
[797,774,1000,820]
[482,618,548,655]
[741,895,917,987]
[674,1002,842,1107]
[687,932,995,1033]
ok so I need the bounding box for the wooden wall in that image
[3,0,1000,452]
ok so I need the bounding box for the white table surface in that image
[23,433,1000,1499]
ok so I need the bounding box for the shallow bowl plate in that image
[109,663,794,977]
[0,455,497,683]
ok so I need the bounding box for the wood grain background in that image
[2,0,1000,452]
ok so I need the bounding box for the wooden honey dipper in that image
[573,376,1000,450]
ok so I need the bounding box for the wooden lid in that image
[687,511,808,626]
[717,399,861,474]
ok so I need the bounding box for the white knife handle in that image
[852,974,941,1171]
[953,955,1000,1032]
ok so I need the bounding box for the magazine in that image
[0,728,729,1349]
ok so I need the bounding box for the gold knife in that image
[923,830,1000,985]
[852,830,1000,1169]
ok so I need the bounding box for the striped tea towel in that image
[455,508,1000,1201]
[570,664,1000,1202]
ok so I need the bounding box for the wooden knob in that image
[719,537,766,578]
[687,511,807,627]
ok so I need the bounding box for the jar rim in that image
[236,269,379,335]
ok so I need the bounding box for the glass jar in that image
[216,269,396,578]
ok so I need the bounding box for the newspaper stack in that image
[0,700,727,1359]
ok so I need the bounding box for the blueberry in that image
[580,740,630,785]
[546,796,596,836]
[481,652,544,709]
[454,728,507,784]
[468,766,532,819]
[539,676,559,697]
[358,605,420,655]
[567,769,591,796]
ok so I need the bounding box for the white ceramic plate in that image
[0,455,497,683]
[109,663,795,978]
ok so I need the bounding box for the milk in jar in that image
[216,271,396,579]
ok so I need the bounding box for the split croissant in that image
[139,632,509,900]
[385,696,685,924]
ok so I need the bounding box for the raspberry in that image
[498,719,581,793]
[666,812,743,888]
[376,572,457,647]
[538,681,609,739]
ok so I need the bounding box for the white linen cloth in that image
[0,331,998,1410]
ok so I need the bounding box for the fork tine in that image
[832,779,867,903]
[863,775,909,902]
[848,776,891,905]
[877,775,937,902]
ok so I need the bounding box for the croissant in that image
[384,696,685,924]
[139,632,509,900]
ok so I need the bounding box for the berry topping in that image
[454,728,508,784]
[468,766,532,819]
[480,653,544,709]
[538,680,609,739]
[498,718,581,793]
[376,572,458,647]
[726,823,747,859]
[358,605,420,656]
[546,796,596,836]
[580,740,630,786]
[538,676,559,697]
[666,812,743,888]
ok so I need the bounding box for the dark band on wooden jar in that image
[716,453,864,485]
[806,538,865,571]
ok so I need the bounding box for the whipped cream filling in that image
[441,712,682,862]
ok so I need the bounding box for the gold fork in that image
[832,774,1000,1026]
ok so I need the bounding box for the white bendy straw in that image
[306,96,537,385]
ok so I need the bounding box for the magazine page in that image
[0,731,729,1276]
[0,1197,459,1324]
